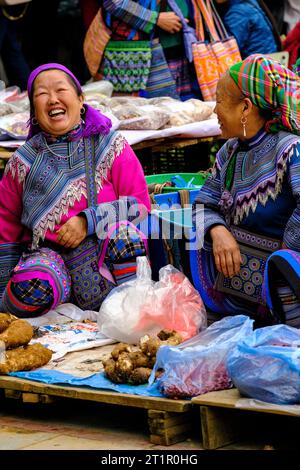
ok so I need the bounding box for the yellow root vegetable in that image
[0,313,17,333]
[0,319,33,349]
[0,343,52,374]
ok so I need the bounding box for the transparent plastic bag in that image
[148,97,213,127]
[0,85,29,116]
[0,111,29,139]
[82,80,114,97]
[98,257,206,344]
[114,104,169,130]
[150,315,254,398]
[227,325,300,404]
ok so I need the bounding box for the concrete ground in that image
[0,396,281,451]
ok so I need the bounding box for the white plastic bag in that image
[98,257,206,344]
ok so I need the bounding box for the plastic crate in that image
[146,172,207,192]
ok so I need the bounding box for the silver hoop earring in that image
[80,107,85,115]
[241,116,247,138]
[31,116,38,126]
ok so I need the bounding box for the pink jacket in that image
[0,138,150,247]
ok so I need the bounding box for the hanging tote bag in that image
[206,0,241,66]
[138,0,178,98]
[191,0,242,100]
[83,8,112,80]
[100,0,155,94]
[102,39,152,93]
[141,38,179,99]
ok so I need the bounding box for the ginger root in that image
[0,343,52,374]
[128,367,152,385]
[140,329,183,357]
[104,329,183,385]
[0,319,33,349]
[115,352,134,381]
[103,358,124,384]
[111,342,132,361]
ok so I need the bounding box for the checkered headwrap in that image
[229,54,300,135]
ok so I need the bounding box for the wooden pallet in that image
[0,375,193,446]
[192,388,300,450]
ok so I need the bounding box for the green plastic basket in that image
[145,172,207,192]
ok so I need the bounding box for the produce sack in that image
[150,315,253,398]
[98,257,206,344]
[227,325,300,404]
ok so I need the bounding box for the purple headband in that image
[27,63,112,140]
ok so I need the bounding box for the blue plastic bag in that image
[149,315,253,398]
[171,175,199,189]
[227,325,300,404]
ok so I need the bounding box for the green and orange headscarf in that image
[229,54,300,136]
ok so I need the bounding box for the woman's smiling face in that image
[32,69,83,136]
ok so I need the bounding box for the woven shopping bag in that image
[192,0,241,100]
[100,0,155,94]
[83,8,111,80]
[101,39,152,93]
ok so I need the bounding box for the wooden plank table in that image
[0,375,193,446]
[192,388,300,450]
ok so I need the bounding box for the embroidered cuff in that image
[283,219,300,252]
[81,208,97,237]
[144,11,159,34]
[204,210,228,237]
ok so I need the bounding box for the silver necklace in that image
[44,138,83,158]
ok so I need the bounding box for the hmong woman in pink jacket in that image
[0,63,150,317]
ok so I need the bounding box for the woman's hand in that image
[56,215,87,249]
[157,12,182,33]
[210,225,242,278]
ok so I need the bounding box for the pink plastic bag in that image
[98,257,206,343]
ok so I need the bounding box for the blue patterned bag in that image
[141,38,179,99]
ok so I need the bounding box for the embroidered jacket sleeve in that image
[0,154,30,298]
[193,142,229,237]
[82,138,151,236]
[283,143,300,251]
[103,0,158,34]
[0,157,29,243]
